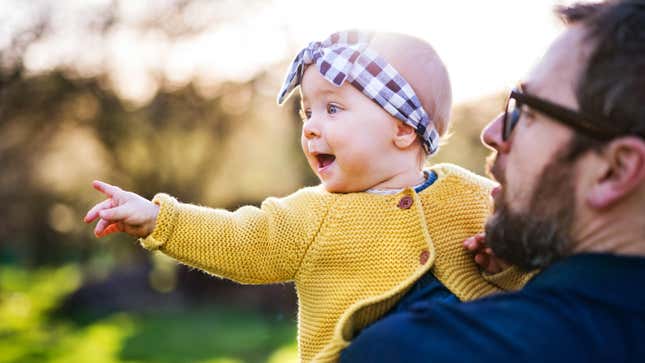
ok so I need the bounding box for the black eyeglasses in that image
[502,86,623,141]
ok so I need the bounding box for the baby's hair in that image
[367,33,453,137]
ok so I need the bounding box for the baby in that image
[85,30,527,363]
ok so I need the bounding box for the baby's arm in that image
[84,180,159,238]
[139,190,330,284]
[85,181,331,284]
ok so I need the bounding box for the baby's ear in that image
[393,122,418,149]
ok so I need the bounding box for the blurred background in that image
[0,0,572,362]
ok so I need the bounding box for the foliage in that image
[1,2,504,360]
[0,0,501,271]
[0,264,298,363]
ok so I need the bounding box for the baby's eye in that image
[299,108,312,120]
[327,104,339,114]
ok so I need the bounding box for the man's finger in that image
[84,198,113,223]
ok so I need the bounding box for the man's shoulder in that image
[342,285,645,363]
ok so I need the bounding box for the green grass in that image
[0,265,298,363]
[119,308,296,363]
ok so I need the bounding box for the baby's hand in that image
[463,233,509,274]
[83,180,159,238]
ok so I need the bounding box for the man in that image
[340,0,645,362]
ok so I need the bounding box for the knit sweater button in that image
[397,195,413,209]
[419,249,430,265]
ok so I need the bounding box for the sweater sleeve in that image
[482,266,538,291]
[139,187,332,284]
[429,164,535,296]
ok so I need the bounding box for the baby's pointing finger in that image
[92,180,122,198]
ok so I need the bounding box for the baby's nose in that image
[302,121,321,139]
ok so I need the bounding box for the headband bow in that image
[277,30,440,154]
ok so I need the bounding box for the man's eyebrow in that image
[520,82,531,94]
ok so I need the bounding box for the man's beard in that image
[485,150,577,271]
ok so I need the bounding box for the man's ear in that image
[587,137,645,209]
[393,122,418,149]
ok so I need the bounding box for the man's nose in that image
[481,113,510,154]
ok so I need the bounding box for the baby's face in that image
[300,66,401,193]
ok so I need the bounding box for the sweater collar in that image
[527,253,645,310]
[366,169,437,195]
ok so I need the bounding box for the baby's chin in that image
[321,180,366,194]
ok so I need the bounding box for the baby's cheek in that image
[338,160,371,189]
[298,134,308,151]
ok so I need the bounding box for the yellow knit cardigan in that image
[140,163,529,362]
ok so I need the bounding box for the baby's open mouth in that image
[316,154,336,169]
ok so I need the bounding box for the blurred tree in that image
[0,0,303,269]
[432,93,507,176]
[0,2,506,361]
[0,0,503,317]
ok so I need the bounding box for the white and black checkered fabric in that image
[277,30,440,154]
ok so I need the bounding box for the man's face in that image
[485,146,578,270]
[481,26,590,269]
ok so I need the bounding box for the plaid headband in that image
[277,30,440,155]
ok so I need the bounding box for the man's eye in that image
[520,105,537,120]
[327,104,339,114]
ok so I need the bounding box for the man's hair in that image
[557,0,645,155]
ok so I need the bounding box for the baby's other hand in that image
[463,233,509,274]
[84,180,159,238]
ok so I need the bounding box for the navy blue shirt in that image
[341,254,645,363]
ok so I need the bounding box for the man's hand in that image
[463,233,510,274]
[83,180,159,238]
